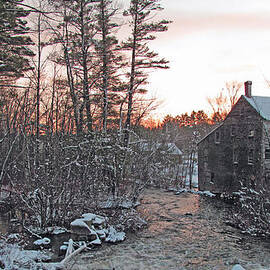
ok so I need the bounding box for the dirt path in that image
[73,189,270,270]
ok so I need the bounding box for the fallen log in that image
[58,241,87,268]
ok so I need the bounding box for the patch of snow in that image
[71,218,89,228]
[120,200,140,209]
[47,227,67,235]
[71,218,98,237]
[41,262,63,270]
[20,249,50,262]
[167,187,178,192]
[7,233,20,241]
[27,226,47,236]
[93,217,105,226]
[175,189,216,197]
[105,226,126,243]
[194,190,216,197]
[98,197,140,209]
[82,213,96,221]
[231,264,246,270]
[0,241,51,270]
[33,237,51,246]
[175,188,188,195]
[249,189,260,195]
[98,198,114,208]
[90,237,102,245]
[80,213,106,226]
[60,245,68,251]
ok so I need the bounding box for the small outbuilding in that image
[140,142,183,164]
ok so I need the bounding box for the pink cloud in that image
[165,13,270,37]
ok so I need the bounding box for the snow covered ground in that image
[0,240,265,270]
[0,241,54,270]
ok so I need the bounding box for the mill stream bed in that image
[71,188,270,270]
[1,188,270,270]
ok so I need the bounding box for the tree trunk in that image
[100,0,109,133]
[36,11,41,163]
[63,6,81,135]
[80,0,92,133]
[124,1,138,146]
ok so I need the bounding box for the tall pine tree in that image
[0,0,34,83]
[94,0,124,132]
[122,0,170,145]
[51,0,99,133]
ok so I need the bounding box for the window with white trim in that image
[248,149,254,165]
[265,149,270,160]
[248,129,255,137]
[233,147,238,164]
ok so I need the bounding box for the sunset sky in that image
[142,0,270,117]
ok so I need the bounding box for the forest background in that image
[0,0,241,229]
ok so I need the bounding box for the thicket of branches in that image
[0,0,173,228]
[229,185,270,236]
[158,111,216,188]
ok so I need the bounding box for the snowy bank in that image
[175,188,216,197]
[0,241,51,270]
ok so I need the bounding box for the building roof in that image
[166,143,183,155]
[198,94,270,145]
[243,95,270,120]
[197,123,223,145]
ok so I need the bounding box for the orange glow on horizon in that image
[141,117,162,129]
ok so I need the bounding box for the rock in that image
[59,245,68,256]
[92,216,105,227]
[231,264,246,270]
[33,237,51,249]
[105,226,126,243]
[96,229,106,240]
[77,235,89,242]
[71,219,91,235]
[80,213,106,228]
[88,231,98,241]
[90,236,102,246]
[81,213,96,227]
[70,218,98,242]
[0,260,5,269]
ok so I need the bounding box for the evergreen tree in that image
[51,0,101,133]
[122,0,171,145]
[0,0,34,82]
[94,0,124,132]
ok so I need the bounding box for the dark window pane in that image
[266,149,270,160]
